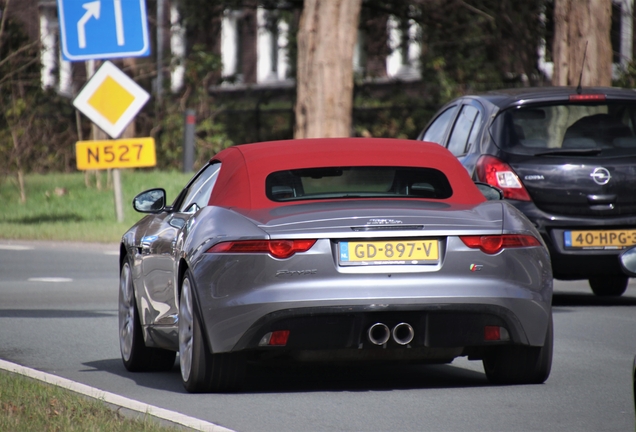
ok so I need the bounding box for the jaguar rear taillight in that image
[459,234,541,254]
[206,239,317,259]
[475,155,531,201]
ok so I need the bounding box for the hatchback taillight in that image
[569,94,606,102]
[475,155,531,201]
[459,234,541,254]
[206,239,317,259]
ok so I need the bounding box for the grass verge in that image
[0,370,181,431]
[0,170,192,243]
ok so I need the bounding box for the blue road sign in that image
[57,0,150,61]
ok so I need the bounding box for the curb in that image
[0,359,234,432]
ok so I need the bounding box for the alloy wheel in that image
[179,277,194,382]
[118,262,135,362]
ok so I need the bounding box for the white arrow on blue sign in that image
[57,0,150,62]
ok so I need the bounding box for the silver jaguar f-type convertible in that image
[119,138,553,393]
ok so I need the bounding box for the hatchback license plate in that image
[564,229,636,249]
[339,240,439,266]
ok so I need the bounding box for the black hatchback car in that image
[418,86,636,296]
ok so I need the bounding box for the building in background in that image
[3,1,635,97]
[11,1,425,96]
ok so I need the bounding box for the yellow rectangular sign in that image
[76,137,156,170]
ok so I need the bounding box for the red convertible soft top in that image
[208,138,486,209]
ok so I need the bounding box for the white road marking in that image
[0,359,234,432]
[28,277,73,283]
[103,250,119,256]
[0,245,34,250]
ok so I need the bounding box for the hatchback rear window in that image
[266,167,453,202]
[490,101,636,155]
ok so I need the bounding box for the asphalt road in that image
[0,240,635,432]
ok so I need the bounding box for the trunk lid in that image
[238,199,503,239]
[510,154,636,217]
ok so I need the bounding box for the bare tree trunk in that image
[16,169,25,203]
[0,0,12,52]
[294,0,363,138]
[10,128,26,203]
[552,0,612,86]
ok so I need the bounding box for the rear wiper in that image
[533,148,603,156]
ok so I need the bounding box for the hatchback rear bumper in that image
[513,201,636,279]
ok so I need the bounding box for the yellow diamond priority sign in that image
[73,61,150,139]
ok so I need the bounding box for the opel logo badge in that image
[590,167,611,185]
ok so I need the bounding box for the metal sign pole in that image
[113,168,124,222]
[85,60,125,222]
[183,109,196,173]
[156,0,164,103]
[113,121,138,223]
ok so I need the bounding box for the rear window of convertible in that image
[266,167,453,202]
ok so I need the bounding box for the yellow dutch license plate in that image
[339,240,439,265]
[564,229,636,249]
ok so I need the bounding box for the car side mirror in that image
[133,188,166,213]
[619,246,636,277]
[474,182,504,201]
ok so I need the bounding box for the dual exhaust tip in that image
[367,322,414,346]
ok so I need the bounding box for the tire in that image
[119,257,176,372]
[483,315,553,385]
[179,271,245,393]
[589,276,628,297]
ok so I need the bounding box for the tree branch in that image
[0,56,40,88]
[0,0,12,52]
[458,1,494,22]
[0,40,38,69]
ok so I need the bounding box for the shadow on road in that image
[241,361,488,394]
[84,358,490,394]
[82,358,184,393]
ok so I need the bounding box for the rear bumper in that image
[198,287,552,354]
[547,248,624,279]
[513,201,636,279]
[232,304,536,354]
